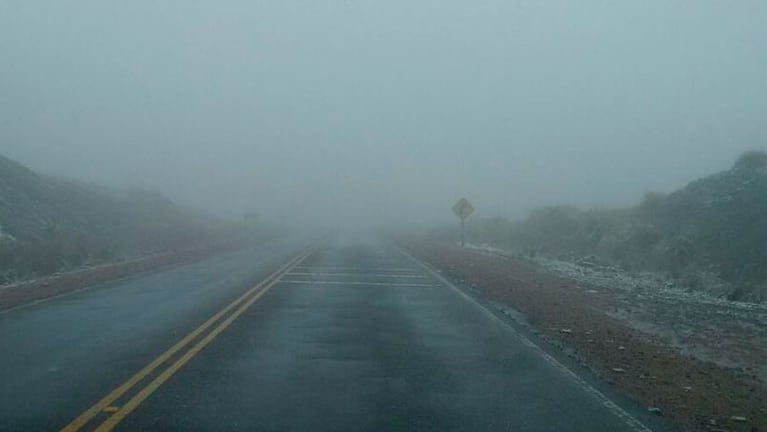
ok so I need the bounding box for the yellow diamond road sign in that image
[452,198,474,221]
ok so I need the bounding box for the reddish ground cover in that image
[404,241,767,432]
[1,246,230,312]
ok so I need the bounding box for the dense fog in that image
[2,1,765,228]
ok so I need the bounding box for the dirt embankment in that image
[403,240,767,432]
[0,236,274,312]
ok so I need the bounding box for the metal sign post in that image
[452,198,475,247]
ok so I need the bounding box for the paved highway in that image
[0,235,669,431]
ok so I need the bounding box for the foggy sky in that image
[1,1,765,227]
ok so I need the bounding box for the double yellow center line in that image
[61,246,315,432]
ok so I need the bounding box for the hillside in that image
[436,152,767,302]
[0,155,215,283]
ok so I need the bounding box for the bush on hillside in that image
[733,150,767,171]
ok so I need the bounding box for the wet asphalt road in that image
[0,236,667,431]
[0,237,307,431]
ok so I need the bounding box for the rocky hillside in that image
[435,151,767,302]
[0,155,215,282]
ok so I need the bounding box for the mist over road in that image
[0,237,307,431]
[1,2,764,430]
[0,235,669,431]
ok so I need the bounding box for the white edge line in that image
[397,247,654,432]
[278,280,440,287]
[294,267,416,272]
[286,272,429,278]
[0,285,99,316]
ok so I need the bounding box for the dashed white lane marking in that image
[278,280,440,288]
[398,248,654,432]
[294,266,417,272]
[286,272,429,279]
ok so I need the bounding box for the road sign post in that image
[461,218,465,248]
[452,198,474,247]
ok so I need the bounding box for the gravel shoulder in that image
[0,236,276,312]
[403,240,767,432]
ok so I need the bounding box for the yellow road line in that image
[94,267,294,431]
[60,247,313,432]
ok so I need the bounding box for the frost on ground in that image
[0,246,228,311]
[414,241,767,431]
[466,243,767,384]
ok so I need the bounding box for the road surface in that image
[0,235,669,431]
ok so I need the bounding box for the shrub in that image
[733,150,767,171]
[639,191,667,208]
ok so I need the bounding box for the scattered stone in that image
[409,242,767,432]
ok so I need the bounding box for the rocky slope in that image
[0,154,215,282]
[433,152,767,302]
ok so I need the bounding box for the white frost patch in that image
[466,243,764,311]
[0,223,11,241]
[465,242,767,382]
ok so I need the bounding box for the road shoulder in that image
[401,240,766,432]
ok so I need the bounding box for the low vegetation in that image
[429,151,767,302]
[0,155,268,285]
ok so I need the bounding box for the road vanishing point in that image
[0,235,670,431]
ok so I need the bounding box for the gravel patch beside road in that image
[0,236,277,312]
[404,241,767,432]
